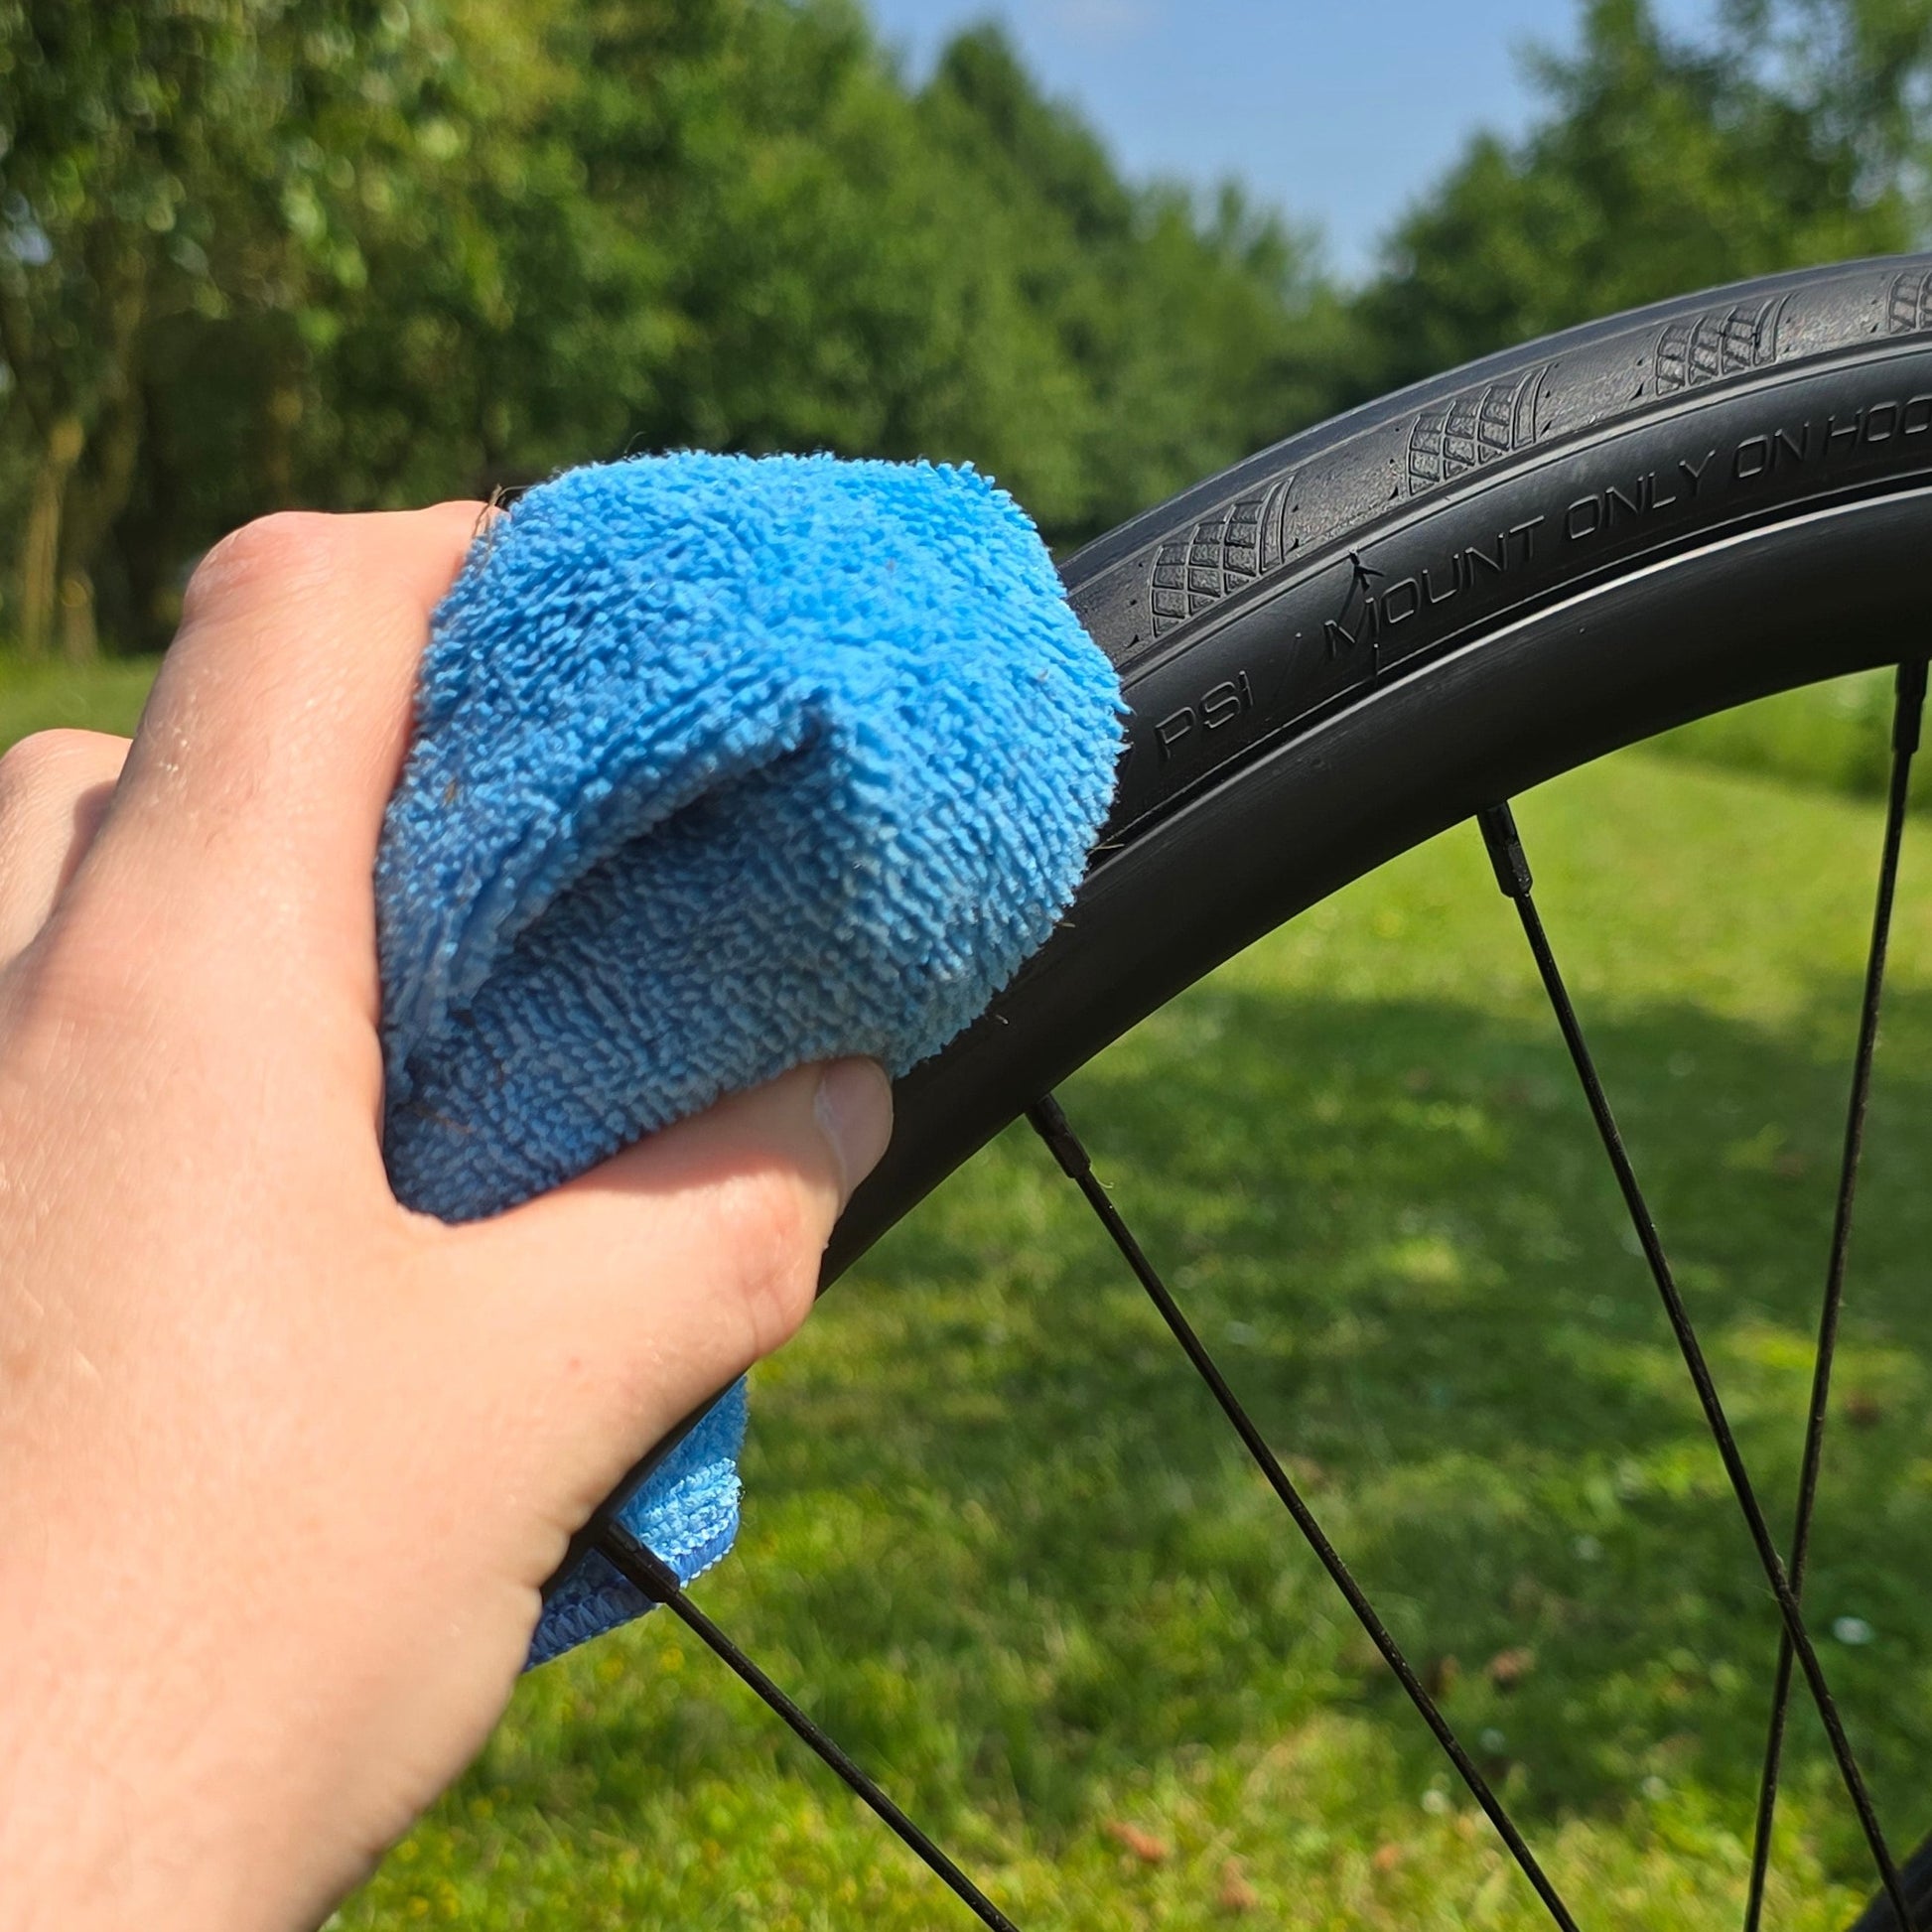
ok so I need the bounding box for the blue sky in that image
[865,0,1716,278]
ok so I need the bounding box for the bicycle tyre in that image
[554,248,1932,1665]
[829,248,1932,1280]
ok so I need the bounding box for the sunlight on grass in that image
[1654,668,1932,815]
[0,653,158,746]
[333,744,1932,1929]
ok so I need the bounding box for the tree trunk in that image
[20,415,85,662]
[58,571,97,664]
[53,242,151,660]
[262,353,305,505]
[59,379,146,665]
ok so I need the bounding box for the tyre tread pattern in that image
[1150,477,1295,637]
[1068,254,1932,671]
[1652,295,1788,393]
[1888,266,1932,337]
[1407,362,1552,489]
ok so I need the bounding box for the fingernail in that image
[814,1058,894,1202]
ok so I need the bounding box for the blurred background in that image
[3,0,1929,663]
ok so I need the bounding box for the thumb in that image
[431,1058,894,1535]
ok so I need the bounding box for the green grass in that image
[9,656,1931,1926]
[328,748,1932,1930]
[1653,667,1932,812]
[0,651,159,745]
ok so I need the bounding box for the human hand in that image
[0,505,893,1932]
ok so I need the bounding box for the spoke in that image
[1476,803,1911,1929]
[592,1520,1023,1932]
[1027,1095,1583,1932]
[1745,659,1927,1932]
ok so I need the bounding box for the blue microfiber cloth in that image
[373,452,1121,1666]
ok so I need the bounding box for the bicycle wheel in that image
[570,250,1932,1931]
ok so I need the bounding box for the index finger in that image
[80,503,490,1010]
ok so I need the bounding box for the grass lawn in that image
[1654,666,1932,814]
[330,744,1932,1931]
[7,656,1930,1926]
[0,652,160,745]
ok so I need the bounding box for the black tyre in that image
[838,251,1932,1274]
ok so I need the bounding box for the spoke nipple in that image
[1027,1094,1093,1181]
[599,1521,682,1603]
[1893,658,1927,759]
[1477,803,1534,900]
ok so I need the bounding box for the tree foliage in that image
[0,0,1927,656]
[1349,0,1932,395]
[0,0,1334,652]
[0,0,505,654]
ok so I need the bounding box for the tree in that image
[91,0,1347,639]
[0,0,519,656]
[1349,0,1932,398]
[910,24,1340,546]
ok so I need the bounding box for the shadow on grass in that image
[513,972,1932,1871]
